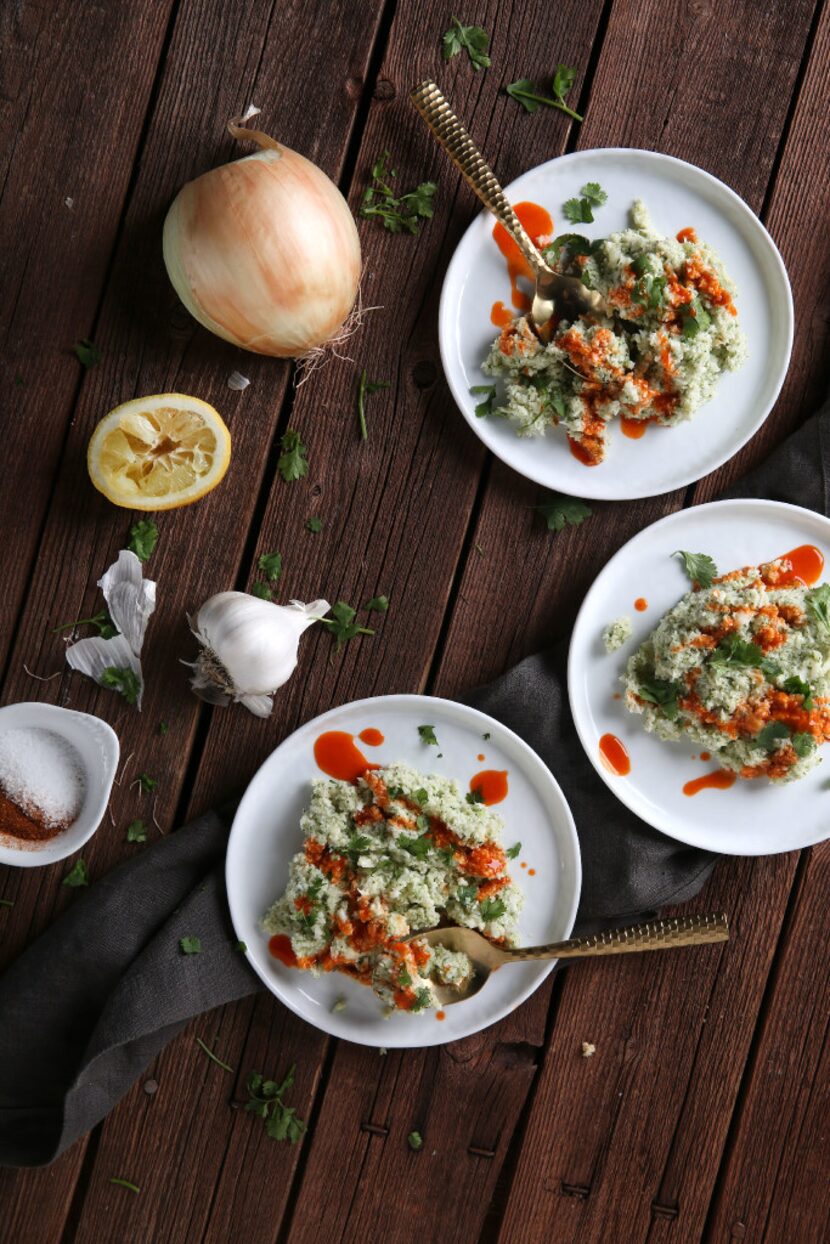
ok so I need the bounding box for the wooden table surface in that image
[2,1,829,1240]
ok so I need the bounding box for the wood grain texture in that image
[0,0,175,658]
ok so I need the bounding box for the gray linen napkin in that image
[1,402,827,1167]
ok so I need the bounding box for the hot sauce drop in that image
[313,731,379,783]
[634,598,648,612]
[700,751,711,762]
[683,770,736,796]
[599,733,631,776]
[358,728,384,746]
[469,769,509,805]
[268,934,297,967]
[568,435,599,466]
[775,544,824,586]
[490,300,514,328]
[435,1010,446,1021]
[492,201,553,312]
[621,416,648,440]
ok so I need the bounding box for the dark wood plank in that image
[705,843,829,1244]
[0,0,175,659]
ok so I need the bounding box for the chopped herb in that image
[535,493,593,533]
[414,787,429,805]
[159,721,169,735]
[100,666,141,705]
[250,581,273,600]
[457,882,479,906]
[505,65,582,121]
[408,1130,424,1150]
[755,721,790,752]
[357,368,390,441]
[470,383,497,418]
[563,182,608,225]
[792,732,817,758]
[72,338,101,368]
[320,600,374,650]
[365,595,389,613]
[710,635,765,668]
[235,940,248,953]
[0,899,14,908]
[332,996,347,1013]
[411,987,432,1013]
[244,1065,306,1143]
[137,773,157,793]
[53,609,117,640]
[346,833,373,863]
[306,516,323,533]
[806,584,830,632]
[782,676,814,709]
[506,841,521,859]
[482,732,490,741]
[418,725,439,746]
[195,1036,235,1073]
[637,677,683,721]
[360,152,437,236]
[679,298,712,339]
[466,788,484,805]
[127,519,159,562]
[442,17,491,69]
[179,936,202,955]
[674,550,718,589]
[277,428,309,483]
[479,897,506,921]
[258,551,283,582]
[126,819,147,843]
[63,858,89,887]
[398,834,431,860]
[398,968,413,988]
[109,1178,140,1194]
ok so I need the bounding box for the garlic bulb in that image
[188,591,330,717]
[163,119,361,358]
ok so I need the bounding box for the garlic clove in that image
[238,693,274,718]
[98,549,156,656]
[65,634,144,708]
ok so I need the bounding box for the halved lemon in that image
[87,393,231,510]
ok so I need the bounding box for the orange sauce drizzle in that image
[568,435,599,466]
[313,731,379,783]
[634,598,648,612]
[683,770,736,796]
[492,201,553,312]
[358,728,384,746]
[469,769,509,806]
[268,934,298,967]
[775,544,824,587]
[599,733,631,776]
[621,416,647,440]
[490,300,514,328]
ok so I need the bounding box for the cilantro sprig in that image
[505,65,583,121]
[321,601,375,651]
[63,858,89,887]
[244,1065,307,1143]
[563,182,607,225]
[418,725,439,746]
[251,550,282,600]
[53,610,117,640]
[127,519,159,562]
[442,17,490,70]
[535,493,593,533]
[470,384,497,418]
[674,550,718,590]
[357,369,389,441]
[360,153,437,236]
[806,584,830,632]
[277,429,308,483]
[72,338,101,368]
[100,666,141,705]
[637,676,683,721]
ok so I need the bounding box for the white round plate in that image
[0,702,119,867]
[226,694,581,1048]
[439,148,793,501]
[568,500,830,855]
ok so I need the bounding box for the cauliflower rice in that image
[623,556,830,782]
[482,201,747,465]
[263,763,523,1013]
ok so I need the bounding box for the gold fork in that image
[410,79,605,325]
[406,913,729,1006]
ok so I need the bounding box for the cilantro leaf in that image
[563,183,608,225]
[755,721,790,753]
[466,788,484,805]
[100,666,141,705]
[674,550,718,590]
[581,182,607,207]
[806,584,830,632]
[710,635,765,668]
[479,897,506,921]
[506,841,521,859]
[53,609,117,640]
[792,732,817,758]
[63,858,89,887]
[72,338,101,368]
[357,369,390,440]
[408,1130,424,1150]
[441,17,491,70]
[637,677,683,721]
[535,493,593,533]
[277,429,308,483]
[365,595,389,613]
[418,725,439,746]
[470,384,497,418]
[306,516,323,533]
[257,551,282,582]
[137,773,157,793]
[679,298,712,339]
[250,581,273,600]
[411,987,432,1013]
[320,600,374,651]
[546,233,592,264]
[126,519,159,562]
[179,936,202,954]
[505,65,583,121]
[360,152,437,236]
[126,819,147,843]
[782,676,814,709]
[245,1063,306,1143]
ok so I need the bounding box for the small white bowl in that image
[0,702,119,867]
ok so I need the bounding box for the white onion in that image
[163,121,361,358]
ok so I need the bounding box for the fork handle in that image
[500,914,729,962]
[410,80,551,279]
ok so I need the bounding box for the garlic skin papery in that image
[188,592,330,718]
[162,119,361,359]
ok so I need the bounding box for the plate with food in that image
[568,499,830,854]
[225,694,581,1047]
[439,148,792,500]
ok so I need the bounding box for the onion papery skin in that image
[163,144,361,357]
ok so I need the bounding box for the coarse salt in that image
[0,727,84,827]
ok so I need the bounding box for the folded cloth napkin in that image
[1,402,827,1167]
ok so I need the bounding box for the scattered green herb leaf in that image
[126,819,147,843]
[137,773,157,793]
[320,600,374,651]
[755,721,790,752]
[806,584,830,632]
[195,1036,235,1073]
[506,841,522,859]
[674,550,718,590]
[100,666,141,705]
[482,732,490,741]
[637,677,683,721]
[418,725,439,746]
[357,368,390,441]
[250,581,273,600]
[479,897,506,921]
[360,152,437,236]
[109,1177,140,1194]
[72,338,101,368]
[159,721,169,735]
[466,788,484,805]
[792,732,817,758]
[470,383,497,418]
[505,65,582,121]
[235,940,248,953]
[63,858,89,887]
[277,428,309,483]
[53,610,117,640]
[365,595,389,613]
[127,519,159,562]
[782,675,814,709]
[563,183,607,225]
[535,493,593,533]
[244,1065,307,1143]
[258,551,283,582]
[408,1130,424,1150]
[411,987,432,1013]
[306,516,323,533]
[0,899,14,908]
[179,936,202,955]
[442,17,491,69]
[710,635,765,668]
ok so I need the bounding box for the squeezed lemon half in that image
[87,393,231,510]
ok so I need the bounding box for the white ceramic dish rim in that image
[226,693,582,1048]
[438,146,794,500]
[0,702,120,867]
[567,499,830,856]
